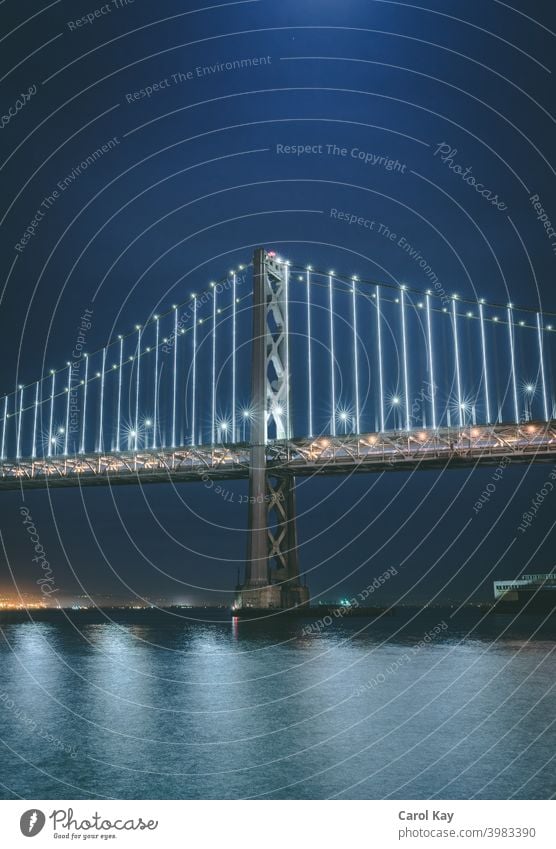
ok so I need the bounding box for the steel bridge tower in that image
[235,249,310,611]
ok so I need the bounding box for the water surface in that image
[0,607,554,799]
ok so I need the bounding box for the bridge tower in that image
[234,249,310,612]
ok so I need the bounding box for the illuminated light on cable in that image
[32,381,39,458]
[376,285,385,432]
[48,371,55,457]
[452,299,463,427]
[232,272,237,441]
[64,362,71,454]
[211,282,217,443]
[116,337,123,451]
[134,327,141,451]
[98,348,106,452]
[537,312,549,421]
[479,301,491,424]
[191,296,197,446]
[351,279,360,433]
[1,396,7,460]
[153,316,159,449]
[284,260,291,438]
[523,381,535,421]
[16,385,23,459]
[172,307,178,447]
[507,305,519,423]
[306,268,313,437]
[329,272,336,436]
[400,287,410,431]
[425,292,437,429]
[80,355,89,454]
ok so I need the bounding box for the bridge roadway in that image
[0,421,554,491]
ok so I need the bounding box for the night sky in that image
[1,0,555,606]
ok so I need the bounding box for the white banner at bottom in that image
[0,799,553,848]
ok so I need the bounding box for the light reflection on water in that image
[0,608,554,799]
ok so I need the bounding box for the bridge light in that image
[118,334,123,340]
[493,317,499,322]
[135,324,141,330]
[58,426,65,434]
[154,315,159,321]
[306,265,312,271]
[112,364,117,369]
[392,396,400,405]
[467,312,473,317]
[145,419,152,427]
[525,384,535,393]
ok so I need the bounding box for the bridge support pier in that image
[234,249,309,613]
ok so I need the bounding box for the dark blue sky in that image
[1,0,555,605]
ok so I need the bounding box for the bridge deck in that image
[0,422,554,491]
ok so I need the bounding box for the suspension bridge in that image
[2,249,556,609]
